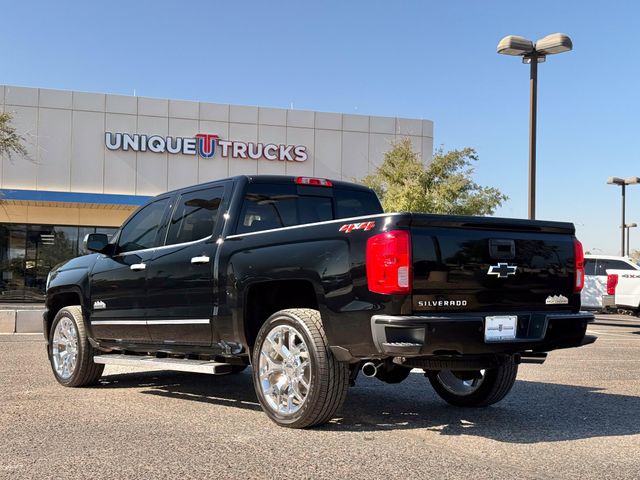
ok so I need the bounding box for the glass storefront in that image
[0,224,117,303]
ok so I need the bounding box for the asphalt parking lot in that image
[1,314,639,480]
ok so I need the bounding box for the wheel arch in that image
[44,286,85,343]
[243,279,319,353]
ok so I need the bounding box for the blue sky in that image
[2,0,639,254]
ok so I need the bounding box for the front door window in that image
[117,199,170,254]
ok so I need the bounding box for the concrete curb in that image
[0,309,45,334]
[0,311,16,334]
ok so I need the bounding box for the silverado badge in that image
[93,300,106,310]
[487,263,517,278]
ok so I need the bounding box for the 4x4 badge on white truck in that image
[545,295,568,305]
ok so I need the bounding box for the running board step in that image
[93,354,233,375]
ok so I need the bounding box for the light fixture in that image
[497,33,573,220]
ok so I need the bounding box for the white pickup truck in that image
[606,268,640,312]
[582,255,639,310]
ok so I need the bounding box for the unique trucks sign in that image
[105,132,308,162]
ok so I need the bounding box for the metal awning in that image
[0,189,151,209]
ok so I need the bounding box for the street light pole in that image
[497,33,573,220]
[621,184,626,255]
[608,177,640,256]
[528,54,538,220]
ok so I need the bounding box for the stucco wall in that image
[1,85,434,197]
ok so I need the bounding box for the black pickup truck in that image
[44,175,595,428]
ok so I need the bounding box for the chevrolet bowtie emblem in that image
[487,263,517,278]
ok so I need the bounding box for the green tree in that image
[0,111,28,159]
[362,137,507,215]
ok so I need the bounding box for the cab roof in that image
[162,175,373,198]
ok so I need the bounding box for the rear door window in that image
[600,259,638,273]
[165,186,224,245]
[594,260,606,276]
[584,259,596,276]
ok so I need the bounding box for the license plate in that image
[484,315,517,342]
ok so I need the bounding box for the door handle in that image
[130,263,146,271]
[191,255,210,265]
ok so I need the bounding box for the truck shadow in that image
[331,375,640,443]
[98,370,640,443]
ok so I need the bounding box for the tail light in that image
[607,274,618,295]
[574,238,585,293]
[366,230,411,294]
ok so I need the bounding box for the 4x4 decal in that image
[339,221,375,233]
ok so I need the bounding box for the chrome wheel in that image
[52,316,78,380]
[436,369,486,396]
[258,324,311,416]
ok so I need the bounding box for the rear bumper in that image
[602,294,616,308]
[370,311,595,357]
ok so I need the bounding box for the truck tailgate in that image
[609,269,640,308]
[409,215,579,313]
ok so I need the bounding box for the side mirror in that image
[84,233,109,253]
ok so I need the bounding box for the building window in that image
[0,224,117,303]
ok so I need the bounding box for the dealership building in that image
[0,84,434,302]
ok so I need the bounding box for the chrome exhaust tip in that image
[361,362,379,377]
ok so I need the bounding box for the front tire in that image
[251,308,350,428]
[48,306,104,387]
[427,359,518,407]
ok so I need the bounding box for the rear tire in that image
[48,306,104,387]
[427,358,518,407]
[251,308,350,428]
